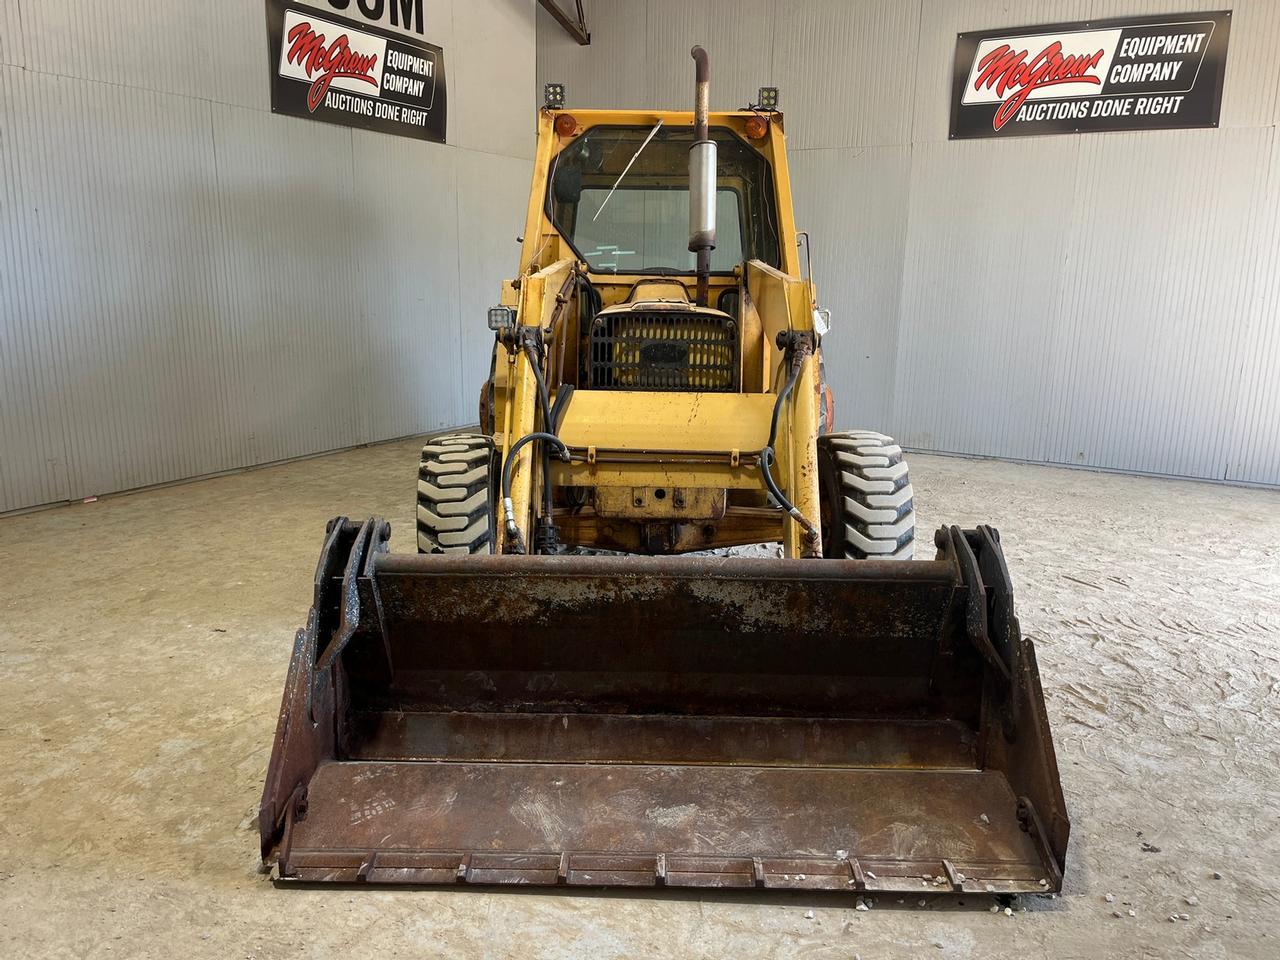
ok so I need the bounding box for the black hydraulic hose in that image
[575,275,600,383]
[760,343,818,539]
[549,383,575,431]
[765,354,797,454]
[578,273,601,318]
[515,286,586,553]
[525,341,554,423]
[524,341,557,534]
[501,432,570,554]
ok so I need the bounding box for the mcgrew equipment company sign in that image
[950,11,1231,139]
[267,0,446,143]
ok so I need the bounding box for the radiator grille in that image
[588,312,738,392]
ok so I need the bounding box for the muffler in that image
[688,45,716,306]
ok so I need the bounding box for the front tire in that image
[416,434,497,554]
[817,431,915,560]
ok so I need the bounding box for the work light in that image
[487,305,516,331]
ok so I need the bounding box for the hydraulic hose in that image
[512,282,584,554]
[761,338,818,540]
[501,431,570,554]
[524,341,557,530]
[525,341,554,423]
[500,339,569,555]
[549,383,575,431]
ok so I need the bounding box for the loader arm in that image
[492,258,577,554]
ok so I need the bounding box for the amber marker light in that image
[745,115,770,140]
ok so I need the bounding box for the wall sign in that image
[266,0,446,143]
[950,11,1231,139]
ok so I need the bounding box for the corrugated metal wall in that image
[0,0,536,513]
[538,0,1280,486]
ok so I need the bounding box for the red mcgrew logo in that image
[285,21,380,112]
[973,41,1106,131]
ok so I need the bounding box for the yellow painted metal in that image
[556,391,775,455]
[740,257,822,557]
[582,276,738,312]
[746,260,804,385]
[488,106,823,552]
[739,285,765,392]
[765,113,803,278]
[518,113,571,274]
[532,259,578,326]
[494,257,577,552]
[595,486,726,521]
[548,460,762,491]
[625,279,691,302]
[493,341,536,554]
[787,348,822,558]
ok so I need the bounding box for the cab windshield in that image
[548,125,781,274]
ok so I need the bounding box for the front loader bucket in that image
[260,518,1069,893]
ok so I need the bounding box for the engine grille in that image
[588,311,739,392]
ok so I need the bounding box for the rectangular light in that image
[487,305,516,331]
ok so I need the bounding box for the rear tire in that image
[817,431,915,560]
[416,434,497,554]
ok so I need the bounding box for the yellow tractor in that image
[260,48,1069,895]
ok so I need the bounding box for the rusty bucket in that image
[259,518,1068,892]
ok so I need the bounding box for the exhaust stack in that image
[689,45,716,306]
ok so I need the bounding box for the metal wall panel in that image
[1,0,536,513]
[210,104,365,467]
[3,69,237,503]
[456,150,541,412]
[774,0,920,149]
[20,0,221,102]
[536,0,649,110]
[894,137,1081,462]
[0,0,25,67]
[643,0,775,116]
[1042,128,1270,479]
[350,131,462,440]
[790,145,911,431]
[219,0,281,112]
[2,66,71,509]
[1227,129,1280,485]
[450,0,538,159]
[539,0,1280,486]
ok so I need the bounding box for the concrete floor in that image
[2,437,1278,959]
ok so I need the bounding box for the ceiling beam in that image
[538,0,590,45]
